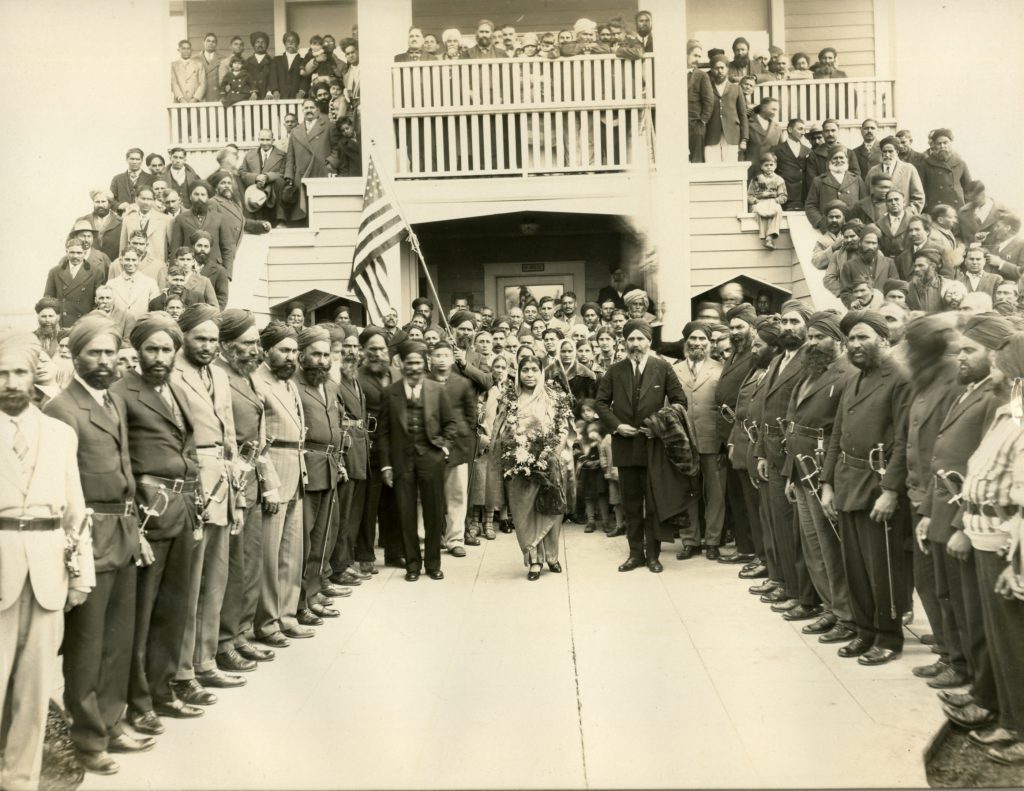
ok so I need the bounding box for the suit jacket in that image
[170,206,232,271]
[958,201,1010,245]
[673,358,723,454]
[983,234,1024,281]
[804,145,861,198]
[921,152,972,211]
[119,209,171,263]
[284,117,334,221]
[200,261,230,309]
[78,211,123,262]
[595,283,641,311]
[211,195,264,278]
[821,357,911,512]
[43,258,108,326]
[772,140,812,207]
[852,143,883,179]
[244,53,274,97]
[171,57,205,102]
[251,362,306,500]
[905,366,960,511]
[687,68,714,124]
[782,357,852,478]
[106,271,160,318]
[0,406,93,611]
[268,52,309,99]
[923,376,1002,540]
[866,161,925,214]
[955,269,1001,300]
[164,164,205,209]
[44,380,140,570]
[295,369,344,491]
[109,170,155,208]
[705,81,748,147]
[199,52,223,102]
[805,171,867,230]
[746,116,786,170]
[337,371,370,481]
[109,370,198,541]
[727,365,768,472]
[432,373,477,466]
[753,347,807,466]
[378,379,458,475]
[876,211,913,259]
[595,355,686,467]
[714,347,754,445]
[838,251,899,306]
[239,146,286,209]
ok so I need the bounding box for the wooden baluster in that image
[567,106,578,169]
[397,118,408,173]
[555,109,566,171]
[542,111,553,172]
[617,108,628,169]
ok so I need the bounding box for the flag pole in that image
[368,147,454,339]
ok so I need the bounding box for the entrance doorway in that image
[486,262,587,315]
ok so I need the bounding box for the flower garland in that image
[498,384,571,480]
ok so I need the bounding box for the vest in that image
[405,393,431,455]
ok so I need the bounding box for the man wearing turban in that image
[819,308,911,666]
[169,179,232,278]
[0,330,93,788]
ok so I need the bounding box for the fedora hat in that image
[244,184,268,212]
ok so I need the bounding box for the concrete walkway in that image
[83,526,944,789]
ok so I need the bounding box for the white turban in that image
[574,18,597,34]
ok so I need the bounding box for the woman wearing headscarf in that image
[493,354,574,580]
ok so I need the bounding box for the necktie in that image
[102,391,117,418]
[11,417,28,465]
[159,385,184,429]
[200,365,214,395]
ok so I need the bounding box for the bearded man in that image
[907,247,946,313]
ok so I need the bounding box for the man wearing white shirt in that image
[106,248,160,319]
[956,245,1000,301]
[119,188,171,264]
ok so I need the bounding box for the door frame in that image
[485,261,587,316]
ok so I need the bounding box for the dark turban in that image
[732,36,750,49]
[822,199,848,217]
[130,312,183,350]
[682,321,710,340]
[807,311,843,342]
[754,316,780,344]
[840,309,889,340]
[219,309,255,342]
[297,326,331,350]
[581,301,601,317]
[710,53,729,68]
[725,302,757,325]
[209,170,234,190]
[250,31,269,46]
[68,314,121,357]
[0,329,42,370]
[189,229,213,246]
[995,332,1024,380]
[178,304,219,333]
[622,319,652,341]
[398,340,428,361]
[883,279,909,296]
[963,315,1014,351]
[994,301,1018,317]
[358,326,387,347]
[259,320,297,351]
[913,246,943,268]
[780,299,812,323]
[450,310,475,328]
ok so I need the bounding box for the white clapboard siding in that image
[785,0,877,77]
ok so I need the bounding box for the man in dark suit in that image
[209,170,271,279]
[821,310,911,666]
[982,212,1024,281]
[753,301,820,620]
[686,41,714,163]
[245,32,274,98]
[379,341,458,581]
[170,182,233,274]
[282,100,335,224]
[745,97,786,173]
[110,313,203,733]
[43,237,108,327]
[596,267,641,312]
[268,31,309,100]
[773,120,812,210]
[704,54,748,163]
[635,10,653,52]
[782,312,855,644]
[956,245,1002,301]
[852,119,883,180]
[595,319,687,573]
[44,316,151,774]
[239,130,286,223]
[110,148,155,211]
[804,120,862,195]
[77,189,123,262]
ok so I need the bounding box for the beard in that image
[730,332,752,355]
[270,361,297,380]
[302,364,331,386]
[732,54,749,67]
[752,345,776,368]
[686,348,707,362]
[194,251,209,266]
[778,329,805,351]
[849,343,882,371]
[36,325,56,339]
[81,366,116,390]
[94,206,110,218]
[802,346,834,377]
[192,200,208,216]
[958,360,991,385]
[0,389,31,416]
[140,361,170,386]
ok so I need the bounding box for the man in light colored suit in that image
[0,330,94,790]
[119,187,172,263]
[672,322,726,559]
[867,136,925,215]
[106,247,160,319]
[252,322,310,646]
[282,99,336,224]
[171,40,205,103]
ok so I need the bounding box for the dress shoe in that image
[321,583,352,598]
[297,608,324,627]
[927,666,970,689]
[345,565,372,580]
[548,561,562,573]
[128,709,165,735]
[704,545,720,561]
[968,727,1016,748]
[258,632,290,648]
[384,557,407,568]
[770,598,799,612]
[310,603,340,618]
[216,648,257,673]
[676,545,699,560]
[986,741,1024,765]
[719,552,755,565]
[912,660,948,679]
[527,565,541,581]
[802,615,836,634]
[196,668,246,689]
[748,580,778,595]
[236,641,274,662]
[838,637,871,658]
[584,522,596,533]
[499,521,514,533]
[943,702,995,729]
[359,561,379,575]
[857,647,901,666]
[108,732,155,753]
[282,625,315,639]
[618,557,646,572]
[647,559,664,573]
[449,546,467,557]
[937,690,973,708]
[760,588,788,603]
[920,632,937,645]
[464,534,481,546]
[427,570,444,580]
[606,527,625,538]
[76,750,119,775]
[405,571,420,582]
[171,679,217,705]
[153,698,204,719]
[332,572,362,586]
[784,604,823,622]
[484,527,496,540]
[738,564,768,579]
[818,624,856,643]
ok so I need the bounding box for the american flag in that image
[349,157,408,326]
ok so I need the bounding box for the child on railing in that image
[220,57,256,107]
[747,151,788,250]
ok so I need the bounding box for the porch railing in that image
[167,99,302,151]
[390,54,655,178]
[752,77,896,126]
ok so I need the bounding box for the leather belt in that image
[0,516,61,531]
[840,452,872,470]
[341,418,364,428]
[137,474,200,494]
[965,502,1020,518]
[763,424,784,437]
[196,444,225,459]
[89,500,136,517]
[270,440,304,450]
[787,422,825,440]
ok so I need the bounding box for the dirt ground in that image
[40,703,83,791]
[926,724,1024,788]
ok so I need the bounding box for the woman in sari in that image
[495,354,574,580]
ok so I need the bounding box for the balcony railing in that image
[390,54,655,178]
[168,99,302,151]
[752,77,896,127]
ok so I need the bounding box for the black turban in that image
[297,326,331,350]
[68,314,121,357]
[189,229,213,246]
[450,310,475,328]
[883,279,909,296]
[822,199,848,217]
[710,53,729,67]
[398,340,428,361]
[358,326,387,347]
[840,309,889,340]
[725,302,757,325]
[807,311,843,341]
[755,316,780,344]
[622,319,652,341]
[130,312,183,351]
[178,304,219,333]
[963,314,1014,351]
[780,299,812,323]
[580,301,601,317]
[913,246,943,268]
[995,332,1024,380]
[219,309,255,342]
[682,321,710,340]
[208,170,234,191]
[260,320,297,351]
